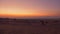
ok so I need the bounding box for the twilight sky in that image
[0,0,60,18]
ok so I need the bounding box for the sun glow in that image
[0,7,58,18]
[0,8,34,14]
[0,8,41,17]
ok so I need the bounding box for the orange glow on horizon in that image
[0,13,57,18]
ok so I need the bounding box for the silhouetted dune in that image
[0,18,60,34]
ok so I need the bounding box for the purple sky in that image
[0,0,60,18]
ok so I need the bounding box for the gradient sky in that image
[0,0,60,18]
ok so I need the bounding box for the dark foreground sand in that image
[0,23,60,34]
[0,18,60,34]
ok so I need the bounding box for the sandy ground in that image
[0,23,60,34]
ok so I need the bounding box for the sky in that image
[0,0,60,18]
